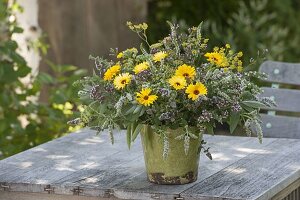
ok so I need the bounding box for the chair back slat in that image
[260,114,300,139]
[260,87,300,112]
[258,61,300,139]
[259,61,300,86]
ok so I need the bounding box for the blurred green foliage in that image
[148,0,300,67]
[0,0,86,159]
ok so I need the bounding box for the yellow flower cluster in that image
[168,76,186,90]
[133,62,149,74]
[175,64,196,79]
[229,51,243,72]
[185,83,207,101]
[204,45,244,72]
[153,51,168,62]
[204,47,229,68]
[136,88,158,106]
[53,102,74,115]
[104,64,120,81]
[168,64,207,101]
[113,73,132,90]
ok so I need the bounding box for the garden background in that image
[1,0,300,159]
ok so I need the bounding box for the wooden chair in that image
[259,60,300,139]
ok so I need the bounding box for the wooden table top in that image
[0,128,300,200]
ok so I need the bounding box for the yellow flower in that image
[168,76,187,90]
[104,64,121,81]
[117,52,123,59]
[204,52,229,67]
[133,62,149,74]
[113,73,132,90]
[185,82,207,101]
[136,88,158,106]
[153,51,168,62]
[225,44,231,49]
[175,64,196,80]
[237,66,243,72]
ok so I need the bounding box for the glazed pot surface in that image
[141,125,202,185]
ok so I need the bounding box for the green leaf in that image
[125,105,137,115]
[140,43,148,55]
[37,72,54,84]
[229,112,240,134]
[132,124,143,142]
[133,105,143,114]
[126,125,131,149]
[206,123,215,135]
[139,107,146,117]
[241,101,266,109]
[197,21,203,39]
[17,65,31,77]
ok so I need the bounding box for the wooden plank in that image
[181,138,300,200]
[1,129,299,200]
[260,114,300,139]
[0,191,119,200]
[0,129,126,184]
[260,87,300,112]
[37,0,147,101]
[271,178,300,200]
[259,61,300,85]
[110,135,276,199]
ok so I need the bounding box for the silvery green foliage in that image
[184,135,190,155]
[162,133,169,160]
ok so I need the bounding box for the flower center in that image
[143,95,149,100]
[193,90,200,95]
[183,73,189,77]
[213,57,219,62]
[121,80,126,84]
[175,82,180,86]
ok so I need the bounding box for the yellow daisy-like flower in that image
[136,88,158,106]
[153,51,168,62]
[175,64,196,80]
[204,52,229,67]
[104,65,121,81]
[185,82,207,101]
[133,62,149,74]
[168,76,187,90]
[113,73,132,90]
[117,52,123,59]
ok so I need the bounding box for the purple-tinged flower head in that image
[212,96,229,109]
[198,109,213,123]
[159,112,171,121]
[135,70,151,81]
[222,110,229,118]
[158,88,170,97]
[104,84,114,93]
[67,118,81,125]
[231,102,242,112]
[159,111,176,122]
[90,85,104,102]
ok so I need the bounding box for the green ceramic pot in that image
[140,125,202,185]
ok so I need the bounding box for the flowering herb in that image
[72,22,274,158]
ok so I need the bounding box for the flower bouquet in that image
[71,22,273,184]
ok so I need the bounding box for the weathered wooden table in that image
[0,129,300,200]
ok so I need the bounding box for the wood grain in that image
[1,129,300,200]
[260,114,300,139]
[260,87,300,112]
[181,138,300,200]
[259,61,300,85]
